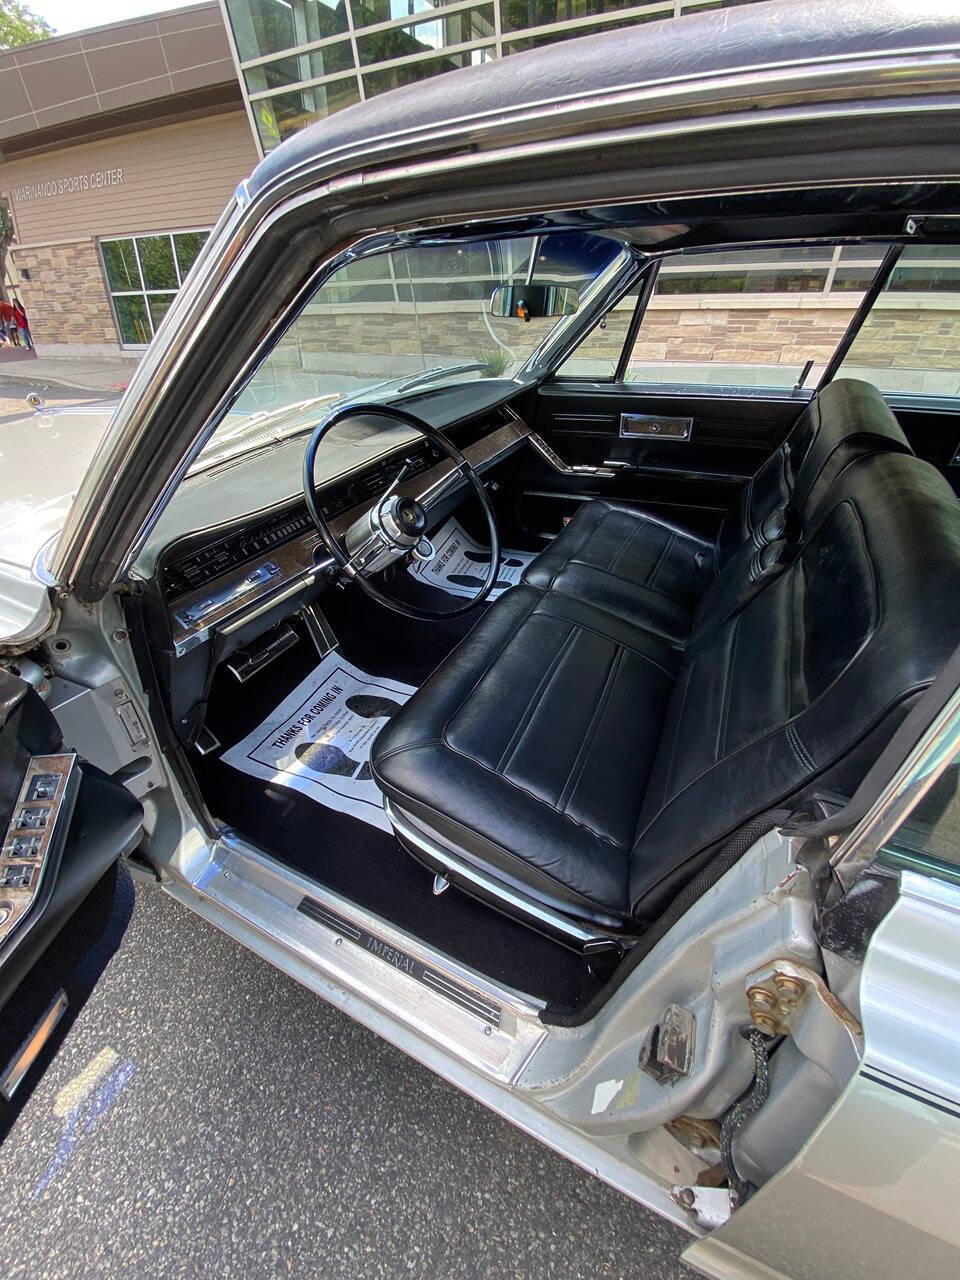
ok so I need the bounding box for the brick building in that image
[0,3,258,358]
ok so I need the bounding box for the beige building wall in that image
[0,109,258,354]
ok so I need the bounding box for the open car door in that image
[0,668,143,1122]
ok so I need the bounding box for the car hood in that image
[0,401,118,647]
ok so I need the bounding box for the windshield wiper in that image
[395,362,492,394]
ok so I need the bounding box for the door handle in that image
[620,413,693,441]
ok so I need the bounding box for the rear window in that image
[836,245,960,397]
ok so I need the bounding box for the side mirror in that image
[490,283,580,321]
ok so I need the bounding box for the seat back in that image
[629,449,960,922]
[713,378,913,574]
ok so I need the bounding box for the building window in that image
[225,0,349,63]
[224,0,773,152]
[100,230,209,346]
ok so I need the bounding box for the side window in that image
[836,245,960,396]
[558,285,639,379]
[881,758,960,886]
[558,245,888,390]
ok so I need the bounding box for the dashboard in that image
[157,403,532,657]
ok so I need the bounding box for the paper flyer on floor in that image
[221,654,416,833]
[408,517,534,600]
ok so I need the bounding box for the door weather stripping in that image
[173,833,546,1083]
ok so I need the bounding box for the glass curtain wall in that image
[223,0,766,152]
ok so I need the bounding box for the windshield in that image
[195,232,622,469]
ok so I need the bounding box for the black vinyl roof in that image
[247,0,960,200]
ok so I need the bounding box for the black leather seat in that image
[372,382,960,941]
[521,379,913,642]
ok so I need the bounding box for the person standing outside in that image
[0,298,18,347]
[12,299,31,350]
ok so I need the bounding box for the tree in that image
[0,205,14,304]
[0,1,53,50]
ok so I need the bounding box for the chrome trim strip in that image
[385,798,622,953]
[528,431,616,479]
[298,895,503,1027]
[0,989,68,1100]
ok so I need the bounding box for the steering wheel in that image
[302,402,501,622]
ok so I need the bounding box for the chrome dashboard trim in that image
[166,418,529,655]
[528,431,617,479]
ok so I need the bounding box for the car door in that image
[516,377,804,541]
[512,242,922,542]
[0,668,143,1122]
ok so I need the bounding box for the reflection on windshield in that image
[193,400,420,477]
[196,231,622,465]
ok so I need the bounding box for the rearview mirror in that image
[490,283,580,321]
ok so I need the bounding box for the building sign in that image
[13,168,124,203]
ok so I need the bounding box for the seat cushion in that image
[372,584,680,925]
[521,500,709,643]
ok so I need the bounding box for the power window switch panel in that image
[0,866,34,890]
[8,835,42,858]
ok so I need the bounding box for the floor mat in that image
[408,517,534,601]
[221,653,415,834]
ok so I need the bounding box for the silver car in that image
[2,3,959,1276]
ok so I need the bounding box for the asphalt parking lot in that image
[0,874,692,1280]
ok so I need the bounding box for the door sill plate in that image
[178,834,546,1083]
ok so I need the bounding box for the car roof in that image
[247,0,960,201]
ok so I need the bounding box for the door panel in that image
[516,382,805,538]
[0,669,143,1072]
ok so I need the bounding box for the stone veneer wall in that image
[13,239,117,348]
[278,309,556,367]
[273,299,960,379]
[623,303,855,370]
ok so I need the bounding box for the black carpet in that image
[193,583,602,1011]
